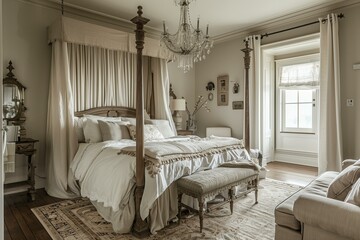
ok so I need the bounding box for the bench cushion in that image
[275,171,338,231]
[177,167,258,197]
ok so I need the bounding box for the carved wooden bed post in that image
[241,40,253,152]
[131,6,150,237]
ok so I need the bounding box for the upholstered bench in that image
[177,166,259,232]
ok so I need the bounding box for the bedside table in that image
[16,138,39,201]
[177,130,194,136]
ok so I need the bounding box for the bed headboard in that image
[74,106,136,118]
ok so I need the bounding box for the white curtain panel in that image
[246,35,261,150]
[68,43,137,111]
[318,14,343,174]
[151,58,177,133]
[45,41,80,198]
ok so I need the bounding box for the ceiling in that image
[59,0,345,38]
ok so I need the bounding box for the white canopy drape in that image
[48,16,169,59]
[46,17,175,198]
[318,13,343,174]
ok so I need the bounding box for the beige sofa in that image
[275,159,360,240]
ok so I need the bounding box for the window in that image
[277,55,319,134]
[281,89,316,133]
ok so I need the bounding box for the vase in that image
[187,117,197,133]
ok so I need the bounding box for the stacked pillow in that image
[127,124,165,142]
[327,159,360,206]
[74,115,174,143]
[145,119,176,138]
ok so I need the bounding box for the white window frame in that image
[276,54,319,134]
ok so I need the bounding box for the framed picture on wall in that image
[232,101,243,110]
[217,75,229,106]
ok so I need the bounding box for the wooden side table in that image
[177,130,194,136]
[15,138,39,201]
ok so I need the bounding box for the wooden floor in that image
[266,161,318,187]
[4,161,318,240]
[4,189,63,240]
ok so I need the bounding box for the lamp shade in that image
[170,99,186,111]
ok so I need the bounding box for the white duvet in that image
[70,136,251,233]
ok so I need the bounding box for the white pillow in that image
[127,124,165,141]
[122,117,137,126]
[82,115,122,143]
[98,120,131,141]
[145,119,176,138]
[74,116,86,142]
[344,178,360,206]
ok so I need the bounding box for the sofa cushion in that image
[344,178,360,206]
[327,164,360,200]
[275,171,338,230]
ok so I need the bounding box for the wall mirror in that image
[3,61,27,138]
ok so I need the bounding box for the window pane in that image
[285,104,297,128]
[299,103,312,129]
[299,90,313,103]
[285,90,298,103]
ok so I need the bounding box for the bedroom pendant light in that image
[161,0,213,72]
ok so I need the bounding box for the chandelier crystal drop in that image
[160,0,214,72]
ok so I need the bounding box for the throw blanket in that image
[120,136,244,176]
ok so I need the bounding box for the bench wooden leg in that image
[178,193,183,224]
[228,188,234,214]
[254,178,259,204]
[198,198,204,233]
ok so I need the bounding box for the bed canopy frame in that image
[129,6,252,237]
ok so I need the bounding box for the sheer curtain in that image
[318,13,343,173]
[46,17,176,198]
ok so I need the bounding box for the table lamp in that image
[170,98,186,130]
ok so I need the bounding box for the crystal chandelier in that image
[161,0,213,72]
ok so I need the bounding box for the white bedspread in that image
[70,136,251,233]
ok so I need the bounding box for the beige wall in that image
[167,62,196,130]
[3,0,59,186]
[195,4,360,159]
[338,5,360,159]
[195,38,245,138]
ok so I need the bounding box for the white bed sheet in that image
[70,136,251,233]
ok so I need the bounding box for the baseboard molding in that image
[4,176,46,195]
[275,149,318,167]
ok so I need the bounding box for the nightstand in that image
[15,138,39,201]
[177,130,194,136]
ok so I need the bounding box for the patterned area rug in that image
[32,179,302,240]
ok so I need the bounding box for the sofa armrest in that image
[342,159,357,170]
[294,194,360,240]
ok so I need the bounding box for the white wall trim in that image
[275,149,318,167]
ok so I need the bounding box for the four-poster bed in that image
[46,5,255,237]
[128,6,254,235]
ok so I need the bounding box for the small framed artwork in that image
[232,101,243,110]
[217,75,229,106]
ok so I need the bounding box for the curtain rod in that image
[260,13,344,39]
